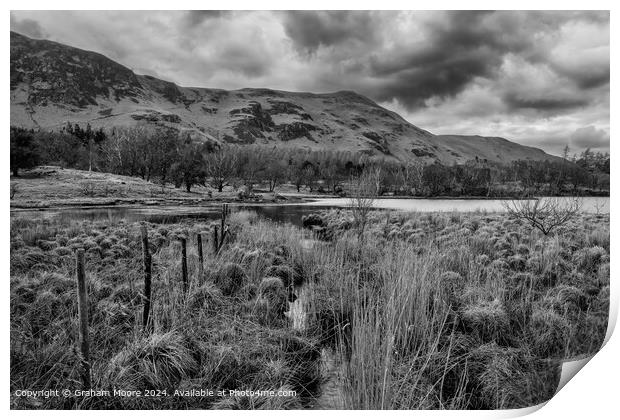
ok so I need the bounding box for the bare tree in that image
[349,168,379,239]
[503,197,582,236]
[261,150,287,192]
[593,199,605,215]
[402,160,424,196]
[205,147,238,192]
[237,146,263,194]
[369,164,384,195]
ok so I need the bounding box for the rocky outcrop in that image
[131,111,181,124]
[277,122,318,141]
[229,101,275,143]
[10,31,142,108]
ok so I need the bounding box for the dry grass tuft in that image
[460,300,510,343]
[104,332,200,390]
[211,263,248,296]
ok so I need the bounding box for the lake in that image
[10,196,609,227]
[301,196,610,213]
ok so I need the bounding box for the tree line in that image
[10,124,609,197]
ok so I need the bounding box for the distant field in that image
[9,167,307,209]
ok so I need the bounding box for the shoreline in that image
[10,193,609,212]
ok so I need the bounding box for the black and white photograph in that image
[8,6,612,412]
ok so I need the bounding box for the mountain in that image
[10,31,559,164]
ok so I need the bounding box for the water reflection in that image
[10,196,609,227]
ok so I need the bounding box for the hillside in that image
[10,31,559,164]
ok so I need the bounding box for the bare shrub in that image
[593,200,604,215]
[348,168,379,239]
[502,197,582,236]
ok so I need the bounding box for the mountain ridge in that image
[10,31,560,164]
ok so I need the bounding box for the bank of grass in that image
[10,208,609,409]
[308,209,609,409]
[9,166,310,209]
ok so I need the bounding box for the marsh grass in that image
[9,209,609,409]
[312,210,608,409]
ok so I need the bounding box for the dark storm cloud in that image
[570,126,610,149]
[503,94,590,112]
[573,72,610,90]
[550,61,610,90]
[281,10,609,116]
[281,10,383,53]
[282,10,526,107]
[10,12,47,39]
[368,45,502,109]
[363,11,588,109]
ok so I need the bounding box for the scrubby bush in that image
[529,308,571,358]
[470,343,558,409]
[504,273,534,301]
[544,285,588,313]
[105,332,200,390]
[574,246,607,272]
[211,263,248,296]
[264,265,300,287]
[187,284,225,313]
[460,300,510,343]
[257,277,288,318]
[95,300,135,332]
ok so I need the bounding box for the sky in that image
[10,10,610,156]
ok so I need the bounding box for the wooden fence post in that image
[212,225,219,255]
[75,249,91,388]
[140,224,152,331]
[220,204,227,248]
[180,237,188,292]
[218,203,231,250]
[197,232,204,277]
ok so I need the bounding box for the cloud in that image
[184,10,229,27]
[366,11,607,111]
[277,10,609,115]
[365,12,521,107]
[9,10,609,155]
[570,126,610,149]
[10,12,47,39]
[281,11,385,54]
[503,94,589,112]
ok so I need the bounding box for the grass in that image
[10,166,312,209]
[9,208,609,409]
[307,209,609,409]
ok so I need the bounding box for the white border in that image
[3,2,616,419]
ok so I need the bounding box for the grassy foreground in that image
[10,209,609,409]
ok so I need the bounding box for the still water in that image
[10,196,609,227]
[301,196,610,213]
